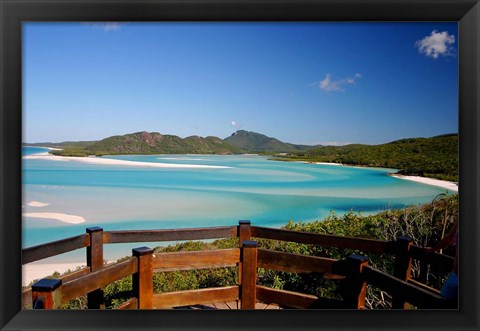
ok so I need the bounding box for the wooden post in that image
[238,220,251,285]
[340,254,369,309]
[132,246,154,309]
[392,236,413,309]
[86,226,104,309]
[31,279,62,309]
[240,240,257,309]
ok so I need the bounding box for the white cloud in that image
[82,22,125,31]
[415,30,455,59]
[316,73,362,92]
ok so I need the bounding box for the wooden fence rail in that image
[251,226,389,254]
[103,226,238,244]
[257,249,337,275]
[61,257,138,305]
[24,221,454,310]
[153,286,239,309]
[152,248,240,272]
[22,234,90,264]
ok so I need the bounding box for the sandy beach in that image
[390,174,458,192]
[315,161,343,166]
[23,262,87,286]
[309,160,458,192]
[24,152,231,169]
[27,201,50,207]
[23,212,86,224]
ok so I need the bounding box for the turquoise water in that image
[22,146,452,262]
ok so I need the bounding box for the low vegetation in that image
[274,134,458,182]
[27,131,458,181]
[224,130,315,153]
[36,193,457,310]
[45,131,242,156]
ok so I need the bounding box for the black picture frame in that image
[1,0,479,330]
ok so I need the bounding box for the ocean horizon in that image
[22,146,454,264]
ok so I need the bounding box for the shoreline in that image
[275,158,458,192]
[390,174,458,192]
[23,151,231,169]
[23,260,117,286]
[23,262,87,286]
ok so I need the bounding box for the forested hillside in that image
[47,131,242,156]
[26,131,458,182]
[224,130,315,153]
[275,134,458,182]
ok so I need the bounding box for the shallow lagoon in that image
[22,147,452,262]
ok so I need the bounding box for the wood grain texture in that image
[251,226,387,253]
[117,298,138,310]
[240,242,257,309]
[86,228,104,309]
[257,249,336,274]
[22,234,89,264]
[153,248,240,271]
[238,221,251,285]
[103,226,237,244]
[256,285,318,309]
[342,255,369,309]
[133,247,154,309]
[153,286,239,308]
[61,258,138,304]
[152,248,240,271]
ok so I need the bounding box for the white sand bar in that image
[27,201,50,207]
[391,174,458,192]
[23,153,231,169]
[23,212,86,224]
[23,263,86,286]
[315,162,343,166]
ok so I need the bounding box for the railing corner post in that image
[238,220,252,285]
[132,246,154,309]
[340,254,369,309]
[392,235,413,309]
[86,226,105,308]
[240,240,257,309]
[32,279,62,309]
[238,220,252,244]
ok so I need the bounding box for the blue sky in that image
[23,22,458,145]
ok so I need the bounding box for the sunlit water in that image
[22,146,453,262]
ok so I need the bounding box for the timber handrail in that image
[24,221,455,309]
[152,248,240,272]
[103,226,238,244]
[251,226,389,254]
[61,257,138,305]
[257,249,337,275]
[22,234,90,264]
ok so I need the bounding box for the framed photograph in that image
[1,0,479,330]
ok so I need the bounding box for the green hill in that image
[49,131,242,156]
[28,131,458,182]
[275,134,458,182]
[224,130,315,153]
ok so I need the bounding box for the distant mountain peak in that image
[224,130,313,153]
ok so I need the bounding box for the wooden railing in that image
[23,221,454,309]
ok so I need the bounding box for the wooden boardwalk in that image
[174,301,281,310]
